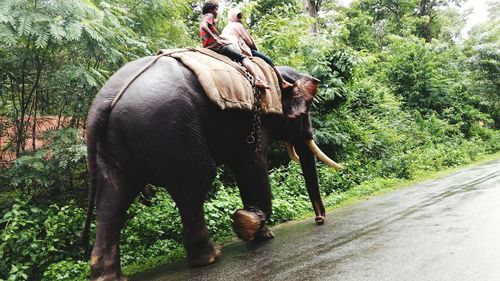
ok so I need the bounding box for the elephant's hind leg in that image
[169,176,221,267]
[90,165,142,281]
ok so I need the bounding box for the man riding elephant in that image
[221,6,293,89]
[199,1,269,89]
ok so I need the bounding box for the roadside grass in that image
[125,151,500,276]
[301,150,500,222]
[123,248,185,277]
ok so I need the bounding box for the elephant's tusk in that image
[306,140,344,171]
[285,143,300,164]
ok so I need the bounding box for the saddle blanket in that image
[158,48,283,115]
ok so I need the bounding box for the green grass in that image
[123,247,185,276]
[299,151,500,222]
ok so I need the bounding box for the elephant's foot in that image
[187,242,222,267]
[232,208,265,241]
[315,215,325,225]
[90,266,128,281]
[90,251,128,281]
[91,274,128,281]
[252,226,275,242]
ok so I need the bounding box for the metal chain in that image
[246,79,263,155]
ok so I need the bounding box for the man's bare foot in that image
[281,80,293,89]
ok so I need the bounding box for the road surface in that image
[132,159,500,281]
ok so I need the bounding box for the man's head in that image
[227,7,242,22]
[202,2,219,16]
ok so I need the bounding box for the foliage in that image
[253,4,312,67]
[0,0,145,156]
[0,0,499,279]
[462,10,500,127]
[0,199,86,281]
[41,260,89,281]
[1,128,87,205]
[120,189,184,266]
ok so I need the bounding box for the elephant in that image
[81,54,341,281]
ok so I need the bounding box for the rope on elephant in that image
[111,48,253,109]
[110,52,173,108]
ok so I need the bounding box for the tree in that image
[462,1,500,127]
[355,0,419,36]
[301,0,321,33]
[416,0,465,42]
[0,0,143,156]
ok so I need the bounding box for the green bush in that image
[120,190,183,265]
[2,129,87,206]
[0,199,86,280]
[41,260,89,281]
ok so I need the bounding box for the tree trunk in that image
[419,0,428,16]
[418,0,433,42]
[32,89,38,151]
[301,0,320,34]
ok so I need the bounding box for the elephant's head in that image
[277,66,343,224]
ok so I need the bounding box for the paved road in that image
[132,159,500,281]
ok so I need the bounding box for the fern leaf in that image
[30,12,52,24]
[82,20,104,42]
[34,30,49,49]
[49,23,66,41]
[0,11,12,24]
[0,23,17,45]
[11,0,29,8]
[65,21,82,41]
[84,69,99,87]
[17,14,32,36]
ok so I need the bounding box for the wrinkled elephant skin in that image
[82,56,325,281]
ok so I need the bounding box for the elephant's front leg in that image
[230,155,275,241]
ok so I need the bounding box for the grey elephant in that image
[81,54,341,281]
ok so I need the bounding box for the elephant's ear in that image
[283,75,320,118]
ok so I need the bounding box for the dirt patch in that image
[0,116,78,164]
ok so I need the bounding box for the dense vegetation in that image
[1,0,498,280]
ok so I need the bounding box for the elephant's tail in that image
[80,106,108,256]
[81,125,97,257]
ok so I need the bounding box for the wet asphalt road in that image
[132,159,500,281]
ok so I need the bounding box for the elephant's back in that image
[107,55,208,127]
[92,56,200,108]
[92,55,215,180]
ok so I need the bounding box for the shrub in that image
[41,260,89,281]
[0,199,86,280]
[120,190,183,265]
[3,129,87,205]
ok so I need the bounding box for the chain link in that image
[241,66,264,158]
[246,83,263,156]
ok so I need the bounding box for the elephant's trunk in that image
[287,140,343,224]
[293,141,325,225]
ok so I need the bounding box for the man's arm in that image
[201,14,230,45]
[237,24,257,50]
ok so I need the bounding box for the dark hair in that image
[202,2,218,15]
